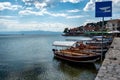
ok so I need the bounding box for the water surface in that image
[0,34,100,80]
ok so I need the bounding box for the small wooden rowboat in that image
[52,41,100,63]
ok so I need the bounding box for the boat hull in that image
[53,52,100,63]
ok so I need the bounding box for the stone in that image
[95,77,101,80]
[95,38,120,80]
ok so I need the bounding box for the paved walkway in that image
[95,37,120,80]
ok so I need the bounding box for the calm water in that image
[0,34,100,80]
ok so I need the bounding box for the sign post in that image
[95,1,112,61]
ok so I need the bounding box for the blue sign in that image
[95,1,112,17]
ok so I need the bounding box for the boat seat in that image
[60,50,94,56]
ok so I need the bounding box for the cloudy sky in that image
[0,0,120,32]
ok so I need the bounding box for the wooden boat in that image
[92,36,113,45]
[64,36,111,56]
[65,36,112,48]
[86,40,109,46]
[52,41,100,63]
[75,41,108,54]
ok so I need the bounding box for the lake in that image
[0,34,100,80]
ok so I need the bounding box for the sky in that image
[0,0,120,32]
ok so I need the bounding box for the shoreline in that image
[95,37,120,80]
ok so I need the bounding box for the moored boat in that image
[52,41,100,63]
[91,36,113,45]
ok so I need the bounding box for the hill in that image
[0,30,61,35]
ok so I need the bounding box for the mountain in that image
[0,30,61,35]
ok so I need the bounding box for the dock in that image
[95,37,120,80]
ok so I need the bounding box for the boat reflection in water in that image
[53,57,98,80]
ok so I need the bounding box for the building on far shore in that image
[106,19,120,31]
[63,19,120,36]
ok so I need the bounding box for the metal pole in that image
[101,17,104,61]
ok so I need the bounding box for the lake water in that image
[0,34,100,80]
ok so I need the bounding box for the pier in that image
[95,37,120,80]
